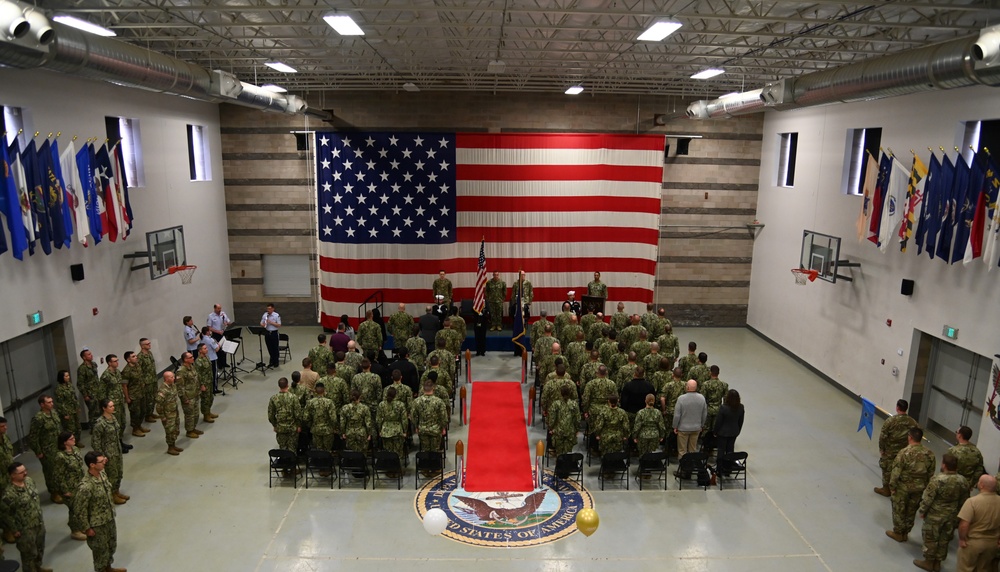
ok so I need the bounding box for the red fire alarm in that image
[92,308,99,316]
[886,319,892,327]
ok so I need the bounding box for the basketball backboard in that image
[800,230,841,283]
[147,226,187,280]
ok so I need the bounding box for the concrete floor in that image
[14,326,955,571]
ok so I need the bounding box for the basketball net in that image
[169,265,198,285]
[791,268,819,285]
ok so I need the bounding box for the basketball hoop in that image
[791,268,819,285]
[168,265,198,285]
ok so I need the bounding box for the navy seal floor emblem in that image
[414,470,594,548]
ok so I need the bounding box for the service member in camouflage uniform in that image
[74,451,125,572]
[388,304,414,350]
[137,338,159,424]
[352,359,383,415]
[677,342,699,380]
[377,387,409,462]
[412,380,448,452]
[642,343,663,381]
[384,370,415,417]
[0,417,12,490]
[27,394,60,499]
[548,385,581,457]
[78,348,101,428]
[591,395,630,456]
[52,432,87,540]
[914,453,969,571]
[565,332,588,381]
[609,302,628,333]
[554,304,574,346]
[433,270,454,306]
[587,271,608,299]
[99,355,127,441]
[659,367,688,457]
[332,352,356,387]
[436,318,463,358]
[340,389,372,453]
[155,371,183,455]
[542,363,577,418]
[560,316,584,357]
[195,343,219,424]
[579,350,604,391]
[582,366,616,421]
[630,330,652,363]
[1,462,49,572]
[949,426,985,490]
[649,357,673,395]
[687,352,711,389]
[321,363,351,413]
[649,308,669,340]
[449,308,466,338]
[701,366,730,433]
[303,383,339,452]
[640,304,659,336]
[875,399,920,496]
[614,352,639,392]
[632,394,667,456]
[421,355,453,396]
[176,352,203,440]
[580,311,598,338]
[119,352,147,439]
[55,370,83,444]
[357,310,384,355]
[308,334,334,376]
[485,272,506,331]
[656,324,681,365]
[530,311,552,356]
[268,377,301,451]
[405,326,428,373]
[91,399,128,504]
[587,315,606,346]
[617,315,647,351]
[427,339,457,383]
[887,427,936,542]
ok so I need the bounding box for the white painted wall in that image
[749,85,1000,467]
[0,68,232,386]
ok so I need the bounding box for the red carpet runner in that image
[463,381,534,492]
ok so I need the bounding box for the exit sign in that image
[26,311,43,327]
[942,325,959,340]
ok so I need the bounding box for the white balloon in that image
[423,508,449,535]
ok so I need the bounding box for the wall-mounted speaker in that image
[70,263,85,282]
[901,279,914,296]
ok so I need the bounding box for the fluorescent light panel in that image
[264,61,297,73]
[691,68,725,79]
[402,82,419,92]
[261,84,287,93]
[53,14,115,37]
[565,85,584,95]
[637,20,682,42]
[324,14,364,36]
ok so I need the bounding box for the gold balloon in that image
[576,508,599,537]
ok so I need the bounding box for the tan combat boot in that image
[208,412,219,419]
[873,486,891,497]
[131,428,145,437]
[51,493,64,504]
[193,428,204,435]
[115,491,130,500]
[71,531,87,540]
[186,431,200,439]
[885,530,907,542]
[166,447,181,456]
[139,426,151,433]
[912,559,940,571]
[203,414,215,423]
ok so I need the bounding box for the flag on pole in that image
[878,156,909,252]
[867,152,892,247]
[964,154,999,265]
[936,154,968,262]
[856,150,879,242]
[0,138,27,259]
[473,238,487,314]
[314,132,663,329]
[859,397,875,439]
[898,154,927,252]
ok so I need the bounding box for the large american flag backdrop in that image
[315,132,665,329]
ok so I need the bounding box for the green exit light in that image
[942,326,958,340]
[26,311,43,327]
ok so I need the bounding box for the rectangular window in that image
[105,116,145,187]
[2,105,27,148]
[842,127,882,195]
[263,254,311,297]
[777,132,798,187]
[186,124,212,181]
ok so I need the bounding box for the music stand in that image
[217,338,243,392]
[247,325,270,376]
[223,327,251,372]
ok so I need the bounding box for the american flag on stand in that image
[315,132,664,329]
[473,238,487,314]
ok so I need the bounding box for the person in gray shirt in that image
[673,379,707,460]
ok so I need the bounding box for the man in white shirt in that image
[260,304,281,368]
[206,304,232,369]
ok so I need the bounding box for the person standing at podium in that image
[587,271,608,299]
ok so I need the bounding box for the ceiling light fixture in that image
[324,14,364,36]
[637,20,682,42]
[52,14,116,37]
[264,61,297,73]
[565,85,584,95]
[691,68,725,80]
[402,82,420,92]
[261,84,287,93]
[487,59,506,74]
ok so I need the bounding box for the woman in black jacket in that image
[714,389,744,458]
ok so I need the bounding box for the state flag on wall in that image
[315,132,665,328]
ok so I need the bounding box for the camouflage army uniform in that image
[0,432,12,490]
[642,352,663,380]
[91,415,124,492]
[688,364,711,388]
[580,313,597,335]
[485,276,506,330]
[303,395,339,451]
[340,401,372,453]
[405,337,428,372]
[565,341,587,380]
[387,311,414,348]
[377,399,409,461]
[27,409,60,493]
[879,413,919,489]
[656,333,680,364]
[536,353,563,385]
[889,443,936,536]
[437,327,463,358]
[701,377,730,430]
[432,385,453,420]
[610,311,629,333]
[617,324,646,352]
[99,368,127,439]
[579,360,603,391]
[607,351,628,381]
[334,363,356,387]
[548,397,582,456]
[155,381,181,449]
[532,335,557,368]
[542,375,577,416]
[344,351,364,374]
[357,319,384,354]
[384,383,414,417]
[560,324,584,351]
[650,369,672,395]
[308,345,333,378]
[591,406,630,455]
[450,314,466,338]
[77,361,100,426]
[137,350,158,422]
[587,280,608,299]
[321,375,351,412]
[52,448,86,533]
[918,471,969,564]
[1,476,45,572]
[55,380,83,441]
[421,367,453,396]
[677,353,699,380]
[176,364,201,433]
[614,363,638,392]
[630,340,652,363]
[948,442,985,489]
[412,393,448,452]
[659,378,687,431]
[648,316,667,340]
[120,361,145,431]
[433,277,453,306]
[267,391,301,451]
[553,311,573,343]
[640,311,658,335]
[530,320,551,356]
[352,371,383,412]
[598,340,618,371]
[73,470,118,572]
[632,406,666,456]
[427,348,457,381]
[586,321,605,346]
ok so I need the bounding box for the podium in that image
[582,295,606,316]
